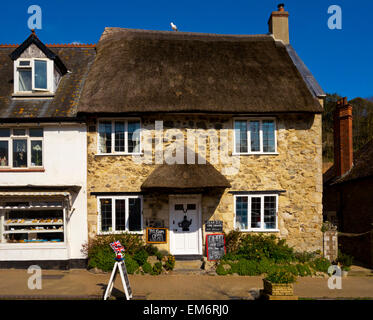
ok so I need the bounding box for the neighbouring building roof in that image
[78,28,323,114]
[141,163,231,190]
[0,41,96,120]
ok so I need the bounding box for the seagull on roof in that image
[170,22,178,31]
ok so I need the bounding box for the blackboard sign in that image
[146,227,167,244]
[205,220,223,232]
[206,233,226,261]
[103,260,132,300]
[120,261,132,298]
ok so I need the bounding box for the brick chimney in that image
[268,3,290,44]
[334,97,353,177]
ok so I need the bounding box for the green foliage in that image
[142,262,152,274]
[151,262,163,275]
[216,263,231,275]
[144,245,158,256]
[337,251,354,268]
[125,255,139,274]
[164,255,176,271]
[224,229,241,253]
[294,251,318,263]
[155,251,164,261]
[310,257,331,273]
[87,244,115,272]
[265,270,296,284]
[295,263,313,276]
[133,249,149,266]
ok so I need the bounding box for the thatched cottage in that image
[78,4,325,258]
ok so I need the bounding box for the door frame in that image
[169,194,202,255]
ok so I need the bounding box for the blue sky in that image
[1,1,372,99]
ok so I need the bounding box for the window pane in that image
[98,121,112,153]
[13,140,27,167]
[235,196,248,230]
[114,121,125,152]
[0,129,10,137]
[19,69,32,91]
[264,196,276,229]
[31,140,42,166]
[251,197,261,228]
[100,199,112,232]
[249,121,260,152]
[0,141,9,166]
[34,60,47,89]
[19,61,30,66]
[13,129,26,136]
[129,198,142,231]
[234,120,248,153]
[115,199,126,231]
[263,120,275,152]
[29,128,43,137]
[128,121,140,153]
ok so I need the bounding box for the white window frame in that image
[233,118,278,155]
[233,194,279,232]
[97,195,143,235]
[14,58,53,93]
[96,118,142,155]
[0,128,44,169]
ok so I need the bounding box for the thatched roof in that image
[78,28,323,114]
[141,163,231,190]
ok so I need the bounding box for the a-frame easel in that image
[103,260,132,300]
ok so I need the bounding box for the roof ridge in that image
[0,43,96,48]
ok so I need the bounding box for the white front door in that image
[169,196,201,255]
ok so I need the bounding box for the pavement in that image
[0,268,373,300]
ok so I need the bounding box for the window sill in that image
[12,92,55,99]
[238,229,280,233]
[94,153,143,157]
[0,168,45,172]
[0,243,66,249]
[232,152,279,156]
[97,231,144,235]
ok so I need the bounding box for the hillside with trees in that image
[322,94,373,162]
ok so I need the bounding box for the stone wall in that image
[86,113,323,253]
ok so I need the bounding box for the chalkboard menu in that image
[206,233,226,261]
[120,261,132,298]
[146,227,167,244]
[205,220,223,232]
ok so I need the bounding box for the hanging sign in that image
[205,220,223,232]
[206,233,226,261]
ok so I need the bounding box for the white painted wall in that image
[0,124,87,262]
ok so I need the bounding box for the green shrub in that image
[151,262,163,275]
[294,251,317,263]
[142,262,152,274]
[155,251,164,261]
[235,259,260,276]
[216,263,231,275]
[133,249,149,266]
[310,257,331,273]
[296,263,313,276]
[265,270,296,284]
[144,245,158,256]
[337,251,354,268]
[125,255,139,274]
[164,255,175,271]
[87,244,115,272]
[225,229,242,253]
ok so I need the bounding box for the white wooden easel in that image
[103,260,132,300]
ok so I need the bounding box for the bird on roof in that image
[170,22,178,31]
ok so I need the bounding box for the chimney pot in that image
[268,3,290,44]
[278,3,285,11]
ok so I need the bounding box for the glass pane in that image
[98,121,112,153]
[115,199,126,231]
[251,197,261,228]
[13,140,27,168]
[128,121,140,153]
[29,128,43,137]
[264,196,276,229]
[114,121,125,152]
[129,198,142,231]
[13,129,26,136]
[235,197,248,230]
[175,204,184,211]
[19,61,30,66]
[19,69,32,91]
[0,141,9,166]
[187,204,196,210]
[34,60,47,89]
[263,120,275,152]
[249,121,260,152]
[0,129,10,137]
[100,199,112,232]
[31,140,42,167]
[234,120,248,153]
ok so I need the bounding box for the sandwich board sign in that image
[103,241,132,300]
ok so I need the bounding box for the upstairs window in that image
[98,119,141,154]
[0,128,43,168]
[15,59,49,93]
[234,119,277,154]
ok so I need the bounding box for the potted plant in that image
[337,251,353,277]
[262,270,297,298]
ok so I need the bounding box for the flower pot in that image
[342,270,348,277]
[263,279,294,296]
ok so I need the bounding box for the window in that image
[98,119,141,154]
[0,128,43,168]
[98,196,142,233]
[234,194,278,231]
[15,59,50,93]
[234,119,277,154]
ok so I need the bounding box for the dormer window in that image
[15,58,49,93]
